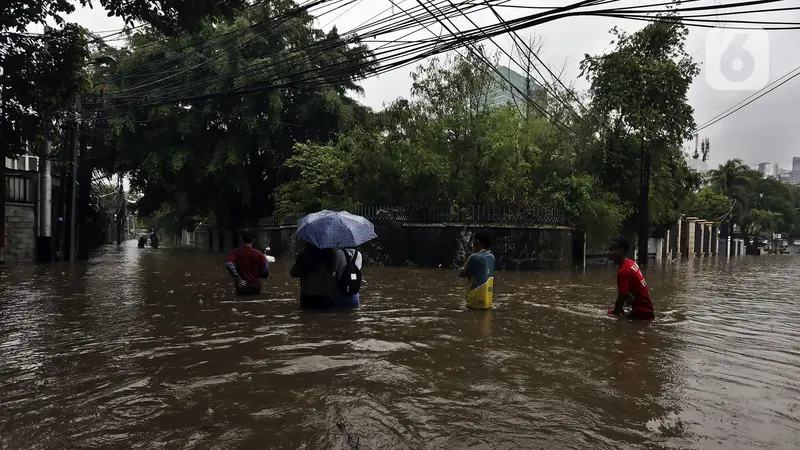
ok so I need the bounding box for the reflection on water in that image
[1,243,799,449]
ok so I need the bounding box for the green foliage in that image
[579,17,699,242]
[707,158,755,204]
[0,0,245,158]
[1,23,89,156]
[539,173,630,245]
[274,51,630,242]
[708,159,800,251]
[274,141,358,217]
[87,12,705,249]
[98,2,375,226]
[579,18,699,147]
[684,188,732,221]
[743,209,782,237]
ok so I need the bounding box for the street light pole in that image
[68,97,81,262]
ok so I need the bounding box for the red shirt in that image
[226,246,268,288]
[617,258,654,320]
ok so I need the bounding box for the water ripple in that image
[1,247,799,449]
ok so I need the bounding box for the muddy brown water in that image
[0,243,798,449]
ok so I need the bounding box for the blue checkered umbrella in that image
[295,210,377,249]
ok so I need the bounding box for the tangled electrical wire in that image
[90,0,800,131]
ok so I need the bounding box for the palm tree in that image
[707,158,755,205]
[708,159,758,243]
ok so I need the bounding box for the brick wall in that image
[4,202,36,262]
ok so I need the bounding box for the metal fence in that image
[5,174,35,203]
[254,205,567,227]
[355,205,567,225]
[256,212,304,227]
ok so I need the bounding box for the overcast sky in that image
[61,0,800,170]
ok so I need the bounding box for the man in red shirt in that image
[607,236,655,320]
[225,230,269,295]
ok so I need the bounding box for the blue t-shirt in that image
[462,249,495,309]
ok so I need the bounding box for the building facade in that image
[487,65,548,109]
[788,157,800,185]
[757,162,779,179]
[687,157,708,172]
[4,152,41,262]
[5,154,39,172]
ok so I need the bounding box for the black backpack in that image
[337,249,362,295]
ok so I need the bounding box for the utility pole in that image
[116,175,123,245]
[65,97,81,262]
[72,55,115,260]
[637,140,651,267]
[36,140,53,262]
[77,92,98,261]
[0,91,6,265]
[0,148,5,265]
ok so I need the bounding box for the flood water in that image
[1,243,798,449]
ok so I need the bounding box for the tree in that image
[741,209,781,252]
[684,188,732,221]
[1,0,247,158]
[708,159,762,245]
[580,16,699,264]
[274,50,630,244]
[708,158,753,201]
[99,2,375,245]
[707,162,800,253]
[741,176,798,253]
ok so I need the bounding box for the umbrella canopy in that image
[295,210,377,249]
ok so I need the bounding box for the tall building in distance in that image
[790,157,800,185]
[487,65,547,108]
[757,162,779,179]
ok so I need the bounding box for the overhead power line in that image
[93,0,800,113]
[695,65,800,132]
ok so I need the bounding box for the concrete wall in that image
[192,222,576,270]
[4,202,36,261]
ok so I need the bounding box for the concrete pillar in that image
[711,224,719,255]
[583,231,587,273]
[684,217,698,258]
[675,218,682,259]
[663,230,670,258]
[694,220,704,257]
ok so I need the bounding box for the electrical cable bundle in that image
[91,0,800,131]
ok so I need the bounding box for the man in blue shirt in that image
[459,229,495,309]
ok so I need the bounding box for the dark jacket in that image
[291,246,336,307]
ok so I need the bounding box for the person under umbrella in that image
[290,241,337,308]
[291,210,375,309]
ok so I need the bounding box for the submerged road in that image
[1,243,798,449]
